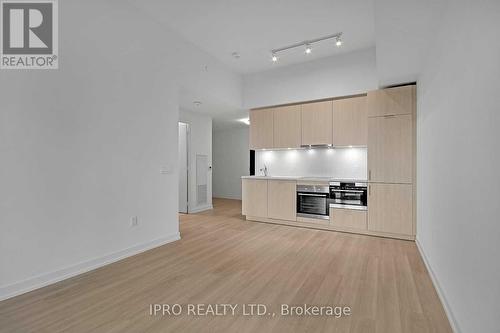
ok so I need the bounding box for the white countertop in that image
[241,176,367,182]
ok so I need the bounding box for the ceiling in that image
[129,0,375,74]
[128,0,443,130]
[179,88,249,131]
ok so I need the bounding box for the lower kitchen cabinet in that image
[368,183,413,236]
[241,178,414,240]
[330,208,367,230]
[242,179,268,218]
[268,180,296,221]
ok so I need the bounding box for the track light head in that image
[305,44,312,54]
[271,53,278,62]
[335,36,342,47]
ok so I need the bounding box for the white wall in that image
[0,0,237,300]
[243,47,377,109]
[255,148,367,180]
[128,0,243,113]
[416,1,500,332]
[212,127,249,199]
[179,109,213,212]
[374,0,447,87]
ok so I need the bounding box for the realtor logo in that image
[1,0,58,69]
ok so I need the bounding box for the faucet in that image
[260,164,268,176]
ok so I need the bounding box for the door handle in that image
[298,193,327,197]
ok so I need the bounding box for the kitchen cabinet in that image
[332,96,367,146]
[249,108,274,149]
[330,208,367,230]
[367,85,415,117]
[368,114,413,183]
[301,101,333,146]
[268,180,297,221]
[242,179,268,218]
[273,105,301,149]
[368,183,413,236]
[243,86,416,240]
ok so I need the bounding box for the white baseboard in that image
[212,196,242,200]
[188,204,213,213]
[415,238,460,333]
[0,232,181,302]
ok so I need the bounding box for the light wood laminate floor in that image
[0,198,451,332]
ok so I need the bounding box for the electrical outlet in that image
[131,216,139,227]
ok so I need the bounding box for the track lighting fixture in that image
[270,32,342,62]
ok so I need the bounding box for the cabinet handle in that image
[368,170,371,181]
[384,115,396,118]
[369,185,371,196]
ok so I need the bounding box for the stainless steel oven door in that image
[296,192,329,220]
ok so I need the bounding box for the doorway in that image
[178,122,189,213]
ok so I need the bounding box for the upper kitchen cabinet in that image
[367,85,416,117]
[249,108,274,149]
[368,114,413,183]
[273,105,301,149]
[332,96,367,147]
[301,101,333,146]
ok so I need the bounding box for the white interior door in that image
[178,122,188,213]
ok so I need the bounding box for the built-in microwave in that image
[329,182,367,210]
[296,185,330,220]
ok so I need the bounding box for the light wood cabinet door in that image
[242,179,268,217]
[301,101,333,146]
[367,85,415,117]
[268,180,296,221]
[333,96,367,146]
[330,208,367,230]
[368,183,413,236]
[249,108,273,149]
[368,114,413,183]
[273,105,301,149]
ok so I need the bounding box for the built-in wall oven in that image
[329,182,367,210]
[296,185,330,220]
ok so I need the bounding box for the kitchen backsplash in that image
[255,147,367,179]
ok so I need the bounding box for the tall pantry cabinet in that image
[367,85,416,238]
